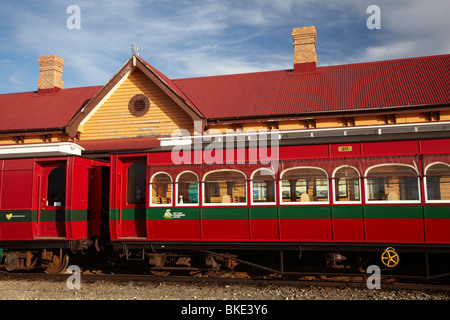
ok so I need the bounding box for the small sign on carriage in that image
[338,146,353,152]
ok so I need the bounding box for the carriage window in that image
[47,167,66,206]
[251,169,276,204]
[151,172,172,205]
[177,172,199,205]
[204,170,247,204]
[426,163,450,201]
[280,167,328,203]
[366,165,419,202]
[334,167,361,202]
[127,163,147,205]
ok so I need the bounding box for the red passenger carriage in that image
[108,137,450,276]
[0,143,108,272]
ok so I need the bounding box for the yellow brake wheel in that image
[381,248,400,268]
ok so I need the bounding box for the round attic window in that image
[128,94,150,117]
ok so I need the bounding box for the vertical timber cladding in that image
[80,69,194,140]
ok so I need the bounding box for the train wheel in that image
[204,254,236,278]
[3,252,19,272]
[204,255,225,277]
[146,253,172,276]
[205,269,227,278]
[381,248,400,268]
[45,253,69,274]
[149,270,171,277]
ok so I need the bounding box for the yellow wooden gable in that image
[67,56,205,141]
[80,69,193,140]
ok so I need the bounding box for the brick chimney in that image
[292,26,317,73]
[38,55,64,94]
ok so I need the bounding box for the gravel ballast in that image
[0,276,448,300]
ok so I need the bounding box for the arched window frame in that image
[175,171,199,207]
[424,162,450,203]
[150,172,173,207]
[279,166,329,205]
[250,168,277,206]
[202,169,247,206]
[332,165,362,204]
[364,164,421,204]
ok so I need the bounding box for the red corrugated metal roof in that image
[172,54,450,119]
[137,56,204,117]
[0,86,102,132]
[1,54,448,135]
[77,137,161,152]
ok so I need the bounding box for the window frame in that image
[202,169,248,206]
[279,166,330,205]
[332,165,362,205]
[149,172,173,207]
[175,171,200,207]
[364,164,421,204]
[250,168,277,206]
[424,162,450,203]
[126,162,147,206]
[47,167,66,207]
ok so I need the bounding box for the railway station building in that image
[0,26,449,159]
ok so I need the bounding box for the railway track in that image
[0,269,446,320]
[1,269,449,294]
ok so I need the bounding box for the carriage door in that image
[37,161,67,238]
[118,160,147,238]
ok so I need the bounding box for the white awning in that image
[0,143,84,159]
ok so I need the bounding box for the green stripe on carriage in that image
[424,206,450,219]
[109,205,450,221]
[110,208,119,220]
[279,206,331,219]
[332,206,364,219]
[250,207,278,220]
[37,210,88,222]
[67,210,89,222]
[110,208,147,221]
[202,207,249,220]
[0,210,88,222]
[37,210,66,222]
[364,206,423,219]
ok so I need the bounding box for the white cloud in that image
[363,40,419,62]
[9,75,22,85]
[162,49,291,79]
[339,0,450,64]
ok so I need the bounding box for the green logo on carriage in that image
[163,209,185,219]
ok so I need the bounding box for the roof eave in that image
[0,127,66,137]
[206,103,450,124]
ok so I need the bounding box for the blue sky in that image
[0,0,449,94]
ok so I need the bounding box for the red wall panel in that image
[279,145,329,160]
[362,140,419,156]
[0,170,33,210]
[420,138,450,154]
